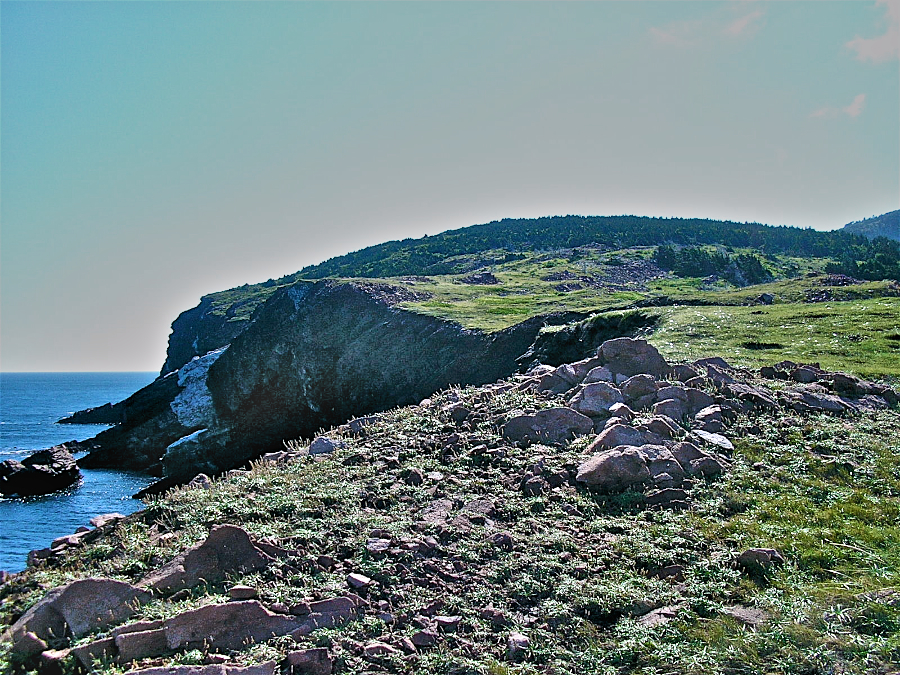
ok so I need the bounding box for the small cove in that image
[0,372,156,572]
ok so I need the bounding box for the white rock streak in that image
[170,347,227,429]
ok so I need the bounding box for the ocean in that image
[0,372,157,573]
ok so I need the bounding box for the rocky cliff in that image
[78,280,581,481]
[160,285,278,376]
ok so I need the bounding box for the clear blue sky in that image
[2,1,898,372]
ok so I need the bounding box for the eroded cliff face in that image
[79,281,555,481]
[160,297,258,376]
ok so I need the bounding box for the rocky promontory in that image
[75,280,582,482]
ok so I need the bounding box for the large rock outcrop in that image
[79,281,552,480]
[0,446,81,497]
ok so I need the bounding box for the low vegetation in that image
[4,213,900,674]
[2,369,898,674]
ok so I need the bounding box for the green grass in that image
[651,297,900,379]
[3,383,899,675]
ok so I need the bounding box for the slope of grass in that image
[2,381,898,675]
[651,297,900,379]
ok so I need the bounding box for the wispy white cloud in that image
[810,93,867,119]
[649,6,766,48]
[846,0,900,63]
[724,10,764,38]
[649,20,703,48]
[843,93,867,117]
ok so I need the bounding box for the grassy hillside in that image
[4,214,900,675]
[290,215,899,281]
[3,372,898,675]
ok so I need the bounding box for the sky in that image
[1,1,898,372]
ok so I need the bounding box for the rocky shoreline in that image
[3,337,897,674]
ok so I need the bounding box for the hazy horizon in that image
[3,1,898,372]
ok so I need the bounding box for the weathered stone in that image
[3,578,150,655]
[639,416,681,440]
[286,648,332,675]
[123,663,277,675]
[637,606,680,627]
[165,601,300,652]
[690,429,734,452]
[522,476,548,496]
[348,415,382,435]
[591,424,659,450]
[790,367,819,383]
[685,388,716,414]
[115,628,168,663]
[487,532,514,550]
[506,632,530,660]
[576,447,650,492]
[11,631,48,658]
[38,648,69,675]
[721,605,769,627]
[620,374,659,404]
[140,525,272,593]
[419,498,454,525]
[363,641,398,657]
[0,446,81,497]
[656,385,689,402]
[644,449,686,486]
[568,382,625,417]
[435,615,461,632]
[404,467,425,486]
[649,564,686,581]
[608,402,635,421]
[597,338,671,379]
[794,391,850,414]
[228,585,258,600]
[584,365,614,384]
[723,382,778,409]
[366,538,391,555]
[410,630,438,647]
[448,405,471,424]
[737,548,785,574]
[347,573,372,589]
[652,398,687,421]
[671,364,700,382]
[480,607,509,627]
[645,488,688,507]
[90,512,126,528]
[503,408,593,445]
[695,405,722,423]
[536,371,575,394]
[308,437,342,456]
[70,637,116,669]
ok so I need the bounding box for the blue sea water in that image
[0,372,157,573]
